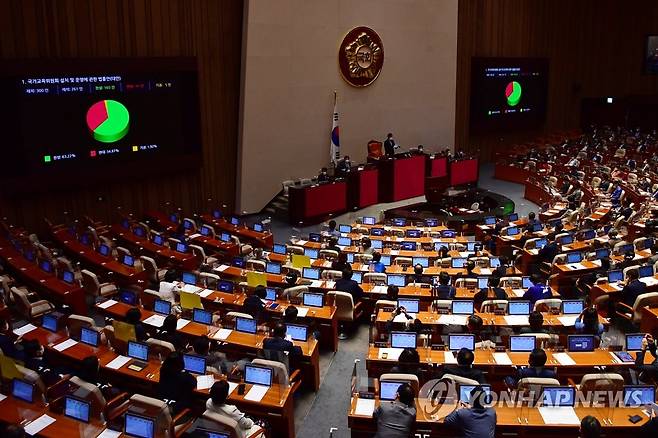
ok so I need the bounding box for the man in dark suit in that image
[335,155,352,176]
[621,268,647,307]
[263,322,303,356]
[442,348,486,384]
[384,133,396,157]
[243,285,266,319]
[334,268,364,301]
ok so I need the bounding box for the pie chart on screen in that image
[505,81,522,107]
[86,99,130,143]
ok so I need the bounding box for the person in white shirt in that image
[158,270,181,303]
[205,381,263,438]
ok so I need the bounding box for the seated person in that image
[385,285,399,301]
[505,348,557,387]
[522,274,552,307]
[157,352,196,414]
[155,314,186,351]
[263,323,303,357]
[520,311,549,334]
[524,212,540,232]
[206,381,261,438]
[493,255,510,277]
[467,315,494,348]
[537,238,559,265]
[325,236,341,254]
[126,307,149,341]
[283,305,320,340]
[620,268,647,308]
[385,307,422,333]
[460,260,478,279]
[370,251,386,273]
[574,307,604,336]
[390,348,422,375]
[0,318,22,361]
[243,285,267,319]
[331,252,350,273]
[192,336,228,373]
[317,167,329,183]
[326,220,340,238]
[473,276,508,311]
[158,270,181,303]
[442,348,486,384]
[373,383,416,438]
[444,385,496,438]
[635,334,658,382]
[580,416,602,438]
[335,268,364,301]
[433,272,456,299]
[407,264,431,285]
[361,237,374,255]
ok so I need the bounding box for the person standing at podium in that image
[336,155,352,176]
[384,133,396,157]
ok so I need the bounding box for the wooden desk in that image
[201,214,274,248]
[0,237,86,314]
[188,234,240,257]
[51,228,148,286]
[640,306,658,336]
[348,397,648,437]
[94,301,322,392]
[110,224,199,271]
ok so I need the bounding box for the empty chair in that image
[616,292,658,325]
[142,289,161,310]
[56,256,81,282]
[374,299,397,314]
[202,410,265,438]
[81,269,118,298]
[146,338,176,358]
[66,314,96,335]
[480,300,508,313]
[499,276,522,288]
[533,299,562,313]
[10,287,55,319]
[321,269,343,280]
[354,253,373,263]
[432,300,452,313]
[363,273,387,285]
[183,217,197,232]
[230,236,253,256]
[124,393,194,438]
[252,358,301,392]
[393,257,413,267]
[226,311,253,320]
[286,245,304,255]
[440,374,479,387]
[283,285,307,298]
[140,256,168,284]
[517,377,560,402]
[328,291,363,339]
[68,375,128,421]
[455,278,478,289]
[574,373,624,399]
[200,272,221,289]
[246,259,266,272]
[189,244,219,266]
[319,249,339,261]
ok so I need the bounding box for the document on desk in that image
[106,355,131,370]
[504,315,529,326]
[511,288,526,297]
[438,315,468,326]
[97,299,118,309]
[641,277,658,287]
[296,308,309,318]
[228,381,238,395]
[196,375,216,390]
[557,316,578,326]
[199,289,214,298]
[181,284,201,294]
[538,406,581,425]
[389,250,399,256]
[214,265,230,272]
[53,338,78,352]
[13,323,37,336]
[244,384,269,402]
[444,351,458,364]
[378,348,403,360]
[528,249,539,255]
[553,352,576,365]
[325,281,336,289]
[296,240,308,246]
[372,285,387,294]
[322,260,333,268]
[212,328,232,341]
[0,393,7,402]
[189,233,202,240]
[354,398,376,416]
[96,429,122,438]
[24,414,56,436]
[143,314,166,328]
[479,268,492,275]
[608,282,622,291]
[176,319,191,330]
[493,352,513,365]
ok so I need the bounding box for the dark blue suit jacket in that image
[621,279,647,307]
[335,278,364,301]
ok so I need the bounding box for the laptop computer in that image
[304,248,319,259]
[266,262,282,275]
[397,299,419,314]
[380,381,405,401]
[451,301,474,315]
[623,385,656,407]
[286,324,308,341]
[42,314,58,332]
[339,224,351,234]
[459,384,492,404]
[12,378,35,403]
[510,335,536,352]
[451,258,466,268]
[183,354,207,374]
[412,257,429,268]
[125,413,155,438]
[568,335,596,352]
[302,293,324,307]
[193,309,213,325]
[562,300,584,315]
[608,269,623,283]
[508,301,531,315]
[64,396,90,423]
[273,243,286,254]
[302,267,320,280]
[390,332,417,349]
[79,327,100,347]
[244,364,273,387]
[626,333,646,351]
[154,299,172,315]
[362,216,376,225]
[386,275,406,287]
[127,341,149,370]
[235,317,257,334]
[542,386,576,407]
[61,270,75,284]
[182,272,197,285]
[449,334,475,351]
[265,287,277,301]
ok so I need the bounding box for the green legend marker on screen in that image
[505,81,522,107]
[86,99,130,143]
[44,155,51,163]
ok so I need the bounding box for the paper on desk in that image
[53,338,78,352]
[143,314,166,328]
[296,240,308,246]
[106,355,131,370]
[24,414,56,436]
[609,351,622,364]
[296,308,309,317]
[97,299,118,309]
[438,315,468,326]
[13,323,37,336]
[479,268,492,275]
[196,375,216,390]
[309,280,324,288]
[557,316,578,326]
[228,381,238,394]
[504,315,529,326]
[177,319,191,330]
[323,261,332,268]
[459,252,472,258]
[199,289,214,298]
[538,406,581,425]
[244,384,269,402]
[378,348,403,360]
[553,352,576,365]
[325,281,336,288]
[181,284,201,294]
[493,352,513,365]
[641,277,658,287]
[511,288,526,297]
[96,429,122,438]
[528,249,539,255]
[608,282,622,291]
[354,398,376,416]
[212,328,232,340]
[0,393,7,402]
[189,233,202,239]
[444,351,458,364]
[372,285,387,294]
[214,265,230,272]
[389,250,399,256]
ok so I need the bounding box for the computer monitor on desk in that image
[542,386,576,407]
[397,299,419,314]
[449,334,475,351]
[390,332,417,349]
[387,275,406,287]
[245,364,273,387]
[125,413,155,438]
[64,396,90,423]
[380,381,405,401]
